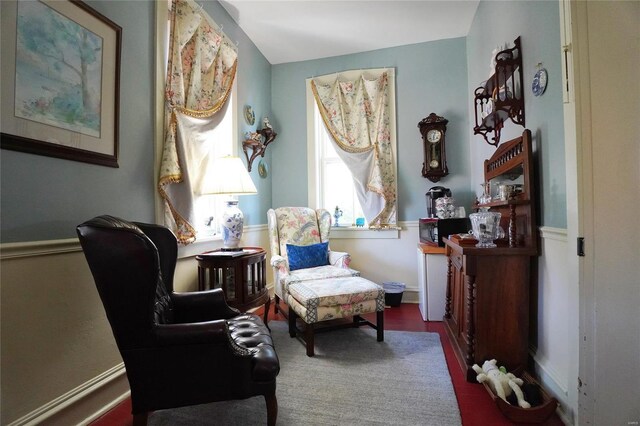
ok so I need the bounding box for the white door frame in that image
[565,1,596,422]
[559,1,583,422]
[565,1,640,424]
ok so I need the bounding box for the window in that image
[306,68,397,232]
[192,89,236,238]
[155,0,237,242]
[314,104,365,227]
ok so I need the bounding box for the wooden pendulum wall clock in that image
[418,113,449,182]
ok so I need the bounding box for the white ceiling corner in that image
[219,1,480,65]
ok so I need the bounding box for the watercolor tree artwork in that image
[1,0,120,167]
[15,1,103,137]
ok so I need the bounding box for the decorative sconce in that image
[242,117,277,172]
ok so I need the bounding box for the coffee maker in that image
[425,186,451,218]
[420,186,470,247]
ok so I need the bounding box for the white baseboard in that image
[7,364,128,426]
[79,391,131,426]
[531,353,574,425]
[402,289,419,304]
[531,353,568,397]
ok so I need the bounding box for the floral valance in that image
[158,0,237,244]
[311,69,397,227]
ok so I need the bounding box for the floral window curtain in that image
[311,70,397,227]
[158,0,237,244]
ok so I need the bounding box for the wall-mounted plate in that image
[532,68,548,96]
[258,159,268,178]
[244,105,255,125]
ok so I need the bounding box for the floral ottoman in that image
[285,276,385,356]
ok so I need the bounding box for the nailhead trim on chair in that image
[227,314,274,356]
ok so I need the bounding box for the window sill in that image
[330,226,401,239]
[177,234,224,259]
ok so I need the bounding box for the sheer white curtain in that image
[158,0,237,244]
[311,69,397,227]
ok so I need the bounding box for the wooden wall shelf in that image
[473,37,525,146]
[242,127,277,172]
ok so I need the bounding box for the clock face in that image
[426,129,442,144]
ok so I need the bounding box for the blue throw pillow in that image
[286,242,329,271]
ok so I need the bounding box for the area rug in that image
[149,321,461,426]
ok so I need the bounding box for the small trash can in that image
[383,282,406,307]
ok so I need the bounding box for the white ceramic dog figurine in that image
[472,359,531,408]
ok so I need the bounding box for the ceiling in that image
[219,1,480,65]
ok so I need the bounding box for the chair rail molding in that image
[0,238,81,259]
[6,364,128,426]
[1,224,270,261]
[539,226,568,241]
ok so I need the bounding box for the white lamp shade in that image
[200,156,257,195]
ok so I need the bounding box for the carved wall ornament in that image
[242,123,277,172]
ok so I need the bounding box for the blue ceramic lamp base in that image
[221,200,244,251]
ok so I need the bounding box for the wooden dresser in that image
[444,130,539,381]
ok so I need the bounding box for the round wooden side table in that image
[196,247,270,325]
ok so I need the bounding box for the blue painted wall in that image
[1,0,156,243]
[270,38,472,221]
[466,0,566,227]
[204,1,273,228]
[1,0,566,242]
[0,0,272,242]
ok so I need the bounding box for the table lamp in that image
[200,156,257,250]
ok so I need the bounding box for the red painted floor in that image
[90,303,564,426]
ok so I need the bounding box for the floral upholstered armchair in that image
[267,207,360,314]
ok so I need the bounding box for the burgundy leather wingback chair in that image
[77,216,279,425]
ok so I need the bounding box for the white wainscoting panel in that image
[1,241,127,425]
[328,221,420,303]
[534,226,576,423]
[0,224,272,425]
[0,222,424,424]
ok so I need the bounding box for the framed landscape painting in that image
[1,0,121,167]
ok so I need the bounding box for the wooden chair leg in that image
[288,308,297,338]
[274,295,279,314]
[263,297,271,330]
[265,392,278,426]
[376,310,384,342]
[132,412,148,426]
[305,323,315,357]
